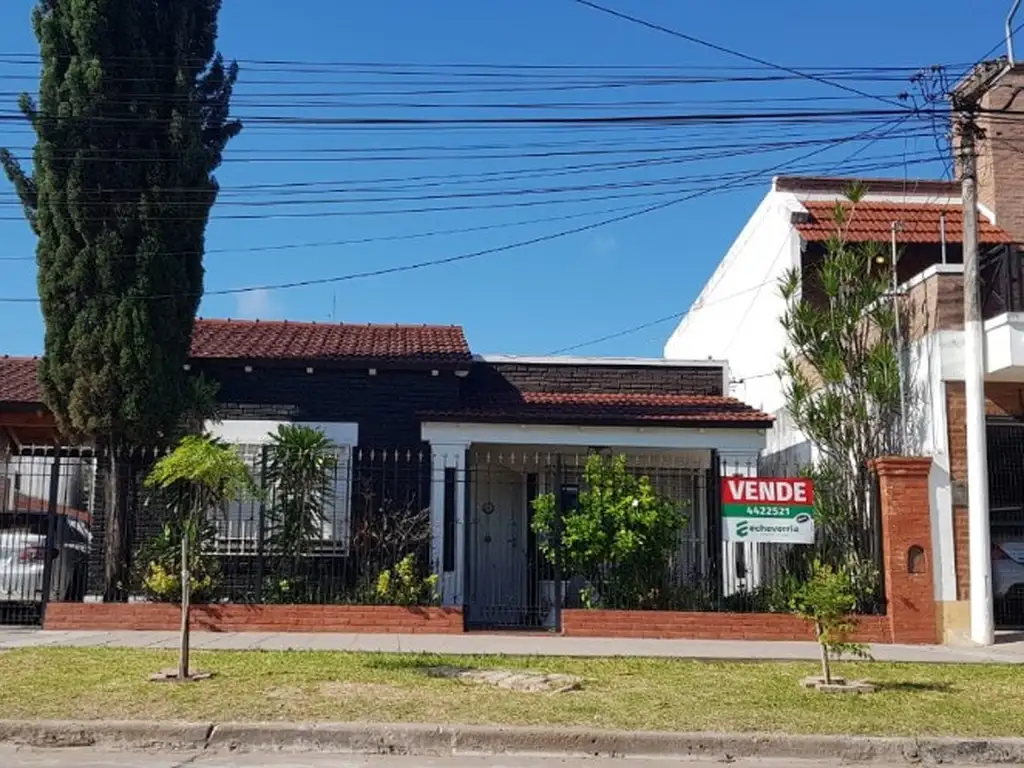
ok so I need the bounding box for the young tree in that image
[145,436,253,680]
[790,560,871,685]
[532,454,685,609]
[1,1,241,600]
[778,184,902,601]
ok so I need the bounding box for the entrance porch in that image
[422,421,767,630]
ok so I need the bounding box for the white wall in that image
[664,189,805,450]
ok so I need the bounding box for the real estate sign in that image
[721,477,815,544]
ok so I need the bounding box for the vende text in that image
[723,478,814,505]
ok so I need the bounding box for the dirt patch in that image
[426,666,582,693]
[266,685,305,701]
[318,681,406,699]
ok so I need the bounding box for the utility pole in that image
[955,89,995,646]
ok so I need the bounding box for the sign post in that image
[721,476,815,544]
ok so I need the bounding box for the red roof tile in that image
[422,391,773,427]
[1,320,472,405]
[190,318,470,364]
[0,356,42,404]
[796,202,1014,245]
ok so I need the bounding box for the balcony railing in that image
[981,244,1024,320]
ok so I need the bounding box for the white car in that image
[0,509,90,604]
[993,539,1024,626]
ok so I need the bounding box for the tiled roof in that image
[190,318,471,364]
[796,202,1014,245]
[7,492,92,525]
[0,356,41,404]
[422,391,773,427]
[0,319,472,405]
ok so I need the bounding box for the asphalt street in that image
[0,749,992,768]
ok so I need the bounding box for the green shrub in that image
[137,520,221,603]
[374,554,439,606]
[531,454,686,610]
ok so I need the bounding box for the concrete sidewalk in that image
[3,627,1024,663]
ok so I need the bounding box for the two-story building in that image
[666,63,1024,642]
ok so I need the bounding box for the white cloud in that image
[234,288,279,319]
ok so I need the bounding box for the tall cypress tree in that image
[1,0,241,600]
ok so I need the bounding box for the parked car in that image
[993,538,1024,626]
[0,501,91,605]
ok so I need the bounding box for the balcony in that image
[897,244,1020,338]
[980,245,1024,378]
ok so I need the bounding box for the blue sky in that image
[0,1,1012,358]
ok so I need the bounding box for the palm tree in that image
[265,425,339,563]
[145,436,254,680]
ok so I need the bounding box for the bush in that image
[137,520,221,603]
[374,554,439,606]
[531,454,686,610]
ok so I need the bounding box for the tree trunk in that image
[817,621,831,684]
[103,442,131,602]
[179,525,191,680]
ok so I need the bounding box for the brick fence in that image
[44,603,465,634]
[44,455,938,645]
[562,610,892,642]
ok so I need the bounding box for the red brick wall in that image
[44,603,465,634]
[977,66,1024,243]
[872,457,939,644]
[946,382,1024,601]
[563,610,891,642]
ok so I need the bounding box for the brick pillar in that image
[871,457,938,644]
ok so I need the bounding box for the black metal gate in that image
[463,453,561,630]
[462,450,713,630]
[0,448,93,626]
[986,419,1024,628]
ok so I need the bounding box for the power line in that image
[0,148,943,211]
[0,134,947,303]
[0,106,936,128]
[549,311,684,354]
[0,151,947,224]
[0,200,661,262]
[544,114,930,354]
[569,0,908,108]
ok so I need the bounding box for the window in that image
[208,421,358,554]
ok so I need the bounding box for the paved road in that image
[0,749,979,768]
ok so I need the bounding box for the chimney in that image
[955,62,1024,243]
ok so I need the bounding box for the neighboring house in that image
[0,318,772,630]
[1,356,93,527]
[664,64,1024,642]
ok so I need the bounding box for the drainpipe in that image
[940,213,948,265]
[891,221,908,453]
[1009,0,1021,65]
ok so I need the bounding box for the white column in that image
[718,450,762,595]
[429,442,469,606]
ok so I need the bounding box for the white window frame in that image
[206,420,359,554]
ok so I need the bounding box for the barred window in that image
[210,427,355,555]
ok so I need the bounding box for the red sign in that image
[722,477,815,506]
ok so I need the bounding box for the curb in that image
[2,720,1024,764]
[0,720,213,751]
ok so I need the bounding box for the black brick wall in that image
[196,362,462,447]
[464,361,725,399]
